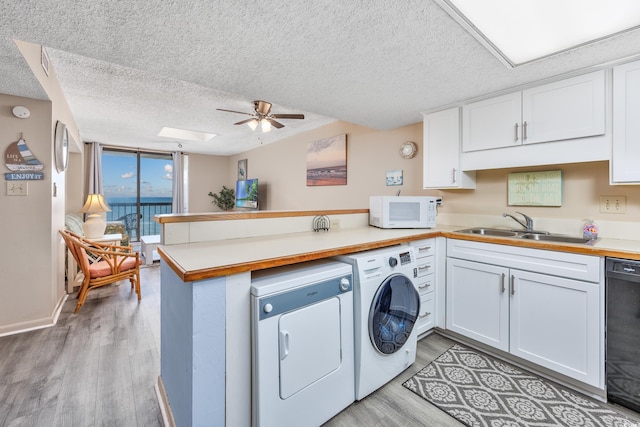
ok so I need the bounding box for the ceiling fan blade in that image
[233,118,257,125]
[267,118,285,129]
[271,114,305,120]
[217,108,253,116]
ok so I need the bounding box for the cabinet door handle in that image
[514,123,519,142]
[510,274,515,295]
[419,282,431,289]
[420,312,432,318]
[452,168,457,184]
[418,264,432,272]
[418,246,432,253]
[523,121,528,140]
[500,273,505,293]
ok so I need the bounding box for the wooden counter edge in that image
[157,230,640,283]
[153,209,369,224]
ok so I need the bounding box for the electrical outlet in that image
[599,196,626,213]
[330,218,340,229]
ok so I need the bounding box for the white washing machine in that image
[335,246,420,400]
[251,260,354,427]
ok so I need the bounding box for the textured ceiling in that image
[2,1,640,155]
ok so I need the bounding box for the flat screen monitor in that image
[235,179,258,209]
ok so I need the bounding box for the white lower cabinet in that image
[409,238,437,336]
[446,239,603,388]
[509,269,600,386]
[446,258,509,351]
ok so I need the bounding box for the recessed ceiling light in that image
[158,126,216,142]
[436,0,640,67]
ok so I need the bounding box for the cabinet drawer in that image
[412,239,435,258]
[415,256,435,278]
[416,293,435,335]
[415,274,434,296]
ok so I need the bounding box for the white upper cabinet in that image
[423,108,476,189]
[522,71,605,145]
[463,70,606,153]
[460,70,610,170]
[462,92,522,152]
[611,60,640,184]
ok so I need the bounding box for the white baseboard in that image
[156,375,176,427]
[0,294,68,337]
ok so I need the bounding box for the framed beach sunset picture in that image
[306,134,347,186]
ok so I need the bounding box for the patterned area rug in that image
[403,344,639,427]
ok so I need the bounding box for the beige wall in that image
[187,153,231,213]
[224,121,429,211]
[0,94,59,330]
[436,161,640,223]
[188,120,639,230]
[0,40,80,334]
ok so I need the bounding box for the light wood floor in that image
[2,264,638,427]
[0,264,163,427]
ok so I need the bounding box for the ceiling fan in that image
[217,100,305,132]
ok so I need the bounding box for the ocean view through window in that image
[102,149,173,241]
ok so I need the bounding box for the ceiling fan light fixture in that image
[247,119,259,131]
[261,118,272,133]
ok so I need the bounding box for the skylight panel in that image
[158,127,216,142]
[436,0,640,66]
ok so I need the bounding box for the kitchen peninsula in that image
[154,209,640,427]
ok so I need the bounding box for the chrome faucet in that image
[503,212,534,232]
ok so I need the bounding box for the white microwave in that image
[369,196,438,229]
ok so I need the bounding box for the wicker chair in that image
[60,230,141,313]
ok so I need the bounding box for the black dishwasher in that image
[606,257,640,412]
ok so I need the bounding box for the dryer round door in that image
[368,273,420,355]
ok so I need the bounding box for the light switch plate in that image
[7,182,27,196]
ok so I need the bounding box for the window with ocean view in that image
[102,149,173,241]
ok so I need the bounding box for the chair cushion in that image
[88,256,139,278]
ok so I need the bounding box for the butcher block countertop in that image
[158,224,640,282]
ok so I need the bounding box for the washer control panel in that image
[399,250,413,265]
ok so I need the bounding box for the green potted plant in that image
[208,186,236,211]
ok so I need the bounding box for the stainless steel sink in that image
[456,228,519,237]
[518,233,590,244]
[456,227,592,244]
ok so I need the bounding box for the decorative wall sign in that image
[5,136,44,174]
[386,170,403,186]
[237,158,247,180]
[306,134,347,186]
[508,170,562,206]
[5,172,45,180]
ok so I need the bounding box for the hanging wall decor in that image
[237,159,247,180]
[306,134,347,186]
[508,170,562,206]
[4,136,45,180]
[386,170,403,186]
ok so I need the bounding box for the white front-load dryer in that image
[335,246,420,400]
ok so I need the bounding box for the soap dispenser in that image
[583,218,599,241]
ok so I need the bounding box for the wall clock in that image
[54,120,69,172]
[400,141,418,159]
